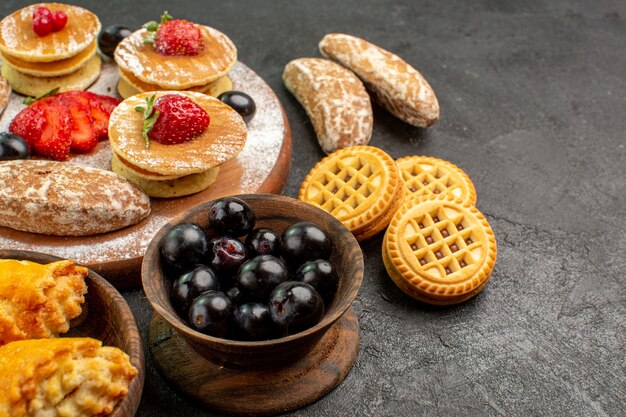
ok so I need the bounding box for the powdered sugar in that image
[0,60,288,271]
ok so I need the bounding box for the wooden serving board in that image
[0,60,292,288]
[148,308,360,416]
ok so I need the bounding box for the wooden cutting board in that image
[0,60,292,288]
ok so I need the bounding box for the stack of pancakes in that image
[0,3,101,97]
[108,91,247,198]
[114,24,237,99]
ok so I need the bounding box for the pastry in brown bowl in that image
[0,337,137,417]
[0,259,87,345]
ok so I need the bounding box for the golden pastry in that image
[0,337,137,417]
[396,155,477,205]
[299,145,404,241]
[0,260,87,345]
[114,25,236,90]
[383,194,496,305]
[319,33,439,128]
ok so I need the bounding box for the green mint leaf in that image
[139,95,159,148]
[22,87,59,105]
[143,21,158,31]
[161,11,173,23]
[143,110,159,148]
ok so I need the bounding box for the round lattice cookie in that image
[383,193,496,305]
[396,155,477,205]
[299,145,402,240]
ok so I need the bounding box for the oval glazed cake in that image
[0,160,151,236]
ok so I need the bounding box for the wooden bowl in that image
[0,249,145,417]
[142,194,364,370]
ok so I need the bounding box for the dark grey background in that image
[5,0,625,415]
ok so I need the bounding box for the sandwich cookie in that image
[299,145,404,241]
[383,194,496,305]
[396,155,477,205]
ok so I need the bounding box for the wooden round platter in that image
[148,308,359,416]
[0,59,292,289]
[0,249,145,417]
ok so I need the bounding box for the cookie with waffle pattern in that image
[299,145,403,241]
[383,193,496,305]
[396,155,477,206]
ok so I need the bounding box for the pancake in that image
[204,76,233,97]
[114,25,237,89]
[119,67,233,97]
[1,54,101,97]
[0,3,101,63]
[113,152,185,181]
[108,91,247,177]
[0,41,97,77]
[111,152,220,198]
[116,76,138,100]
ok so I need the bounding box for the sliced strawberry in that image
[53,95,97,153]
[83,92,119,140]
[10,100,72,161]
[10,103,46,148]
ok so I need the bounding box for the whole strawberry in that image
[148,94,210,145]
[153,19,204,56]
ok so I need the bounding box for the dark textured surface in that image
[3,0,625,415]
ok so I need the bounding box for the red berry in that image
[33,6,52,19]
[153,20,204,56]
[60,91,118,140]
[49,95,97,154]
[33,15,53,37]
[51,11,67,32]
[9,100,72,161]
[148,94,210,145]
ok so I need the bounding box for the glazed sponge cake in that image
[0,260,87,345]
[0,338,137,417]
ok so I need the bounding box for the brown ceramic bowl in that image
[142,194,364,370]
[0,249,145,417]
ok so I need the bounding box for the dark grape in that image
[218,91,256,123]
[208,197,256,237]
[269,281,324,336]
